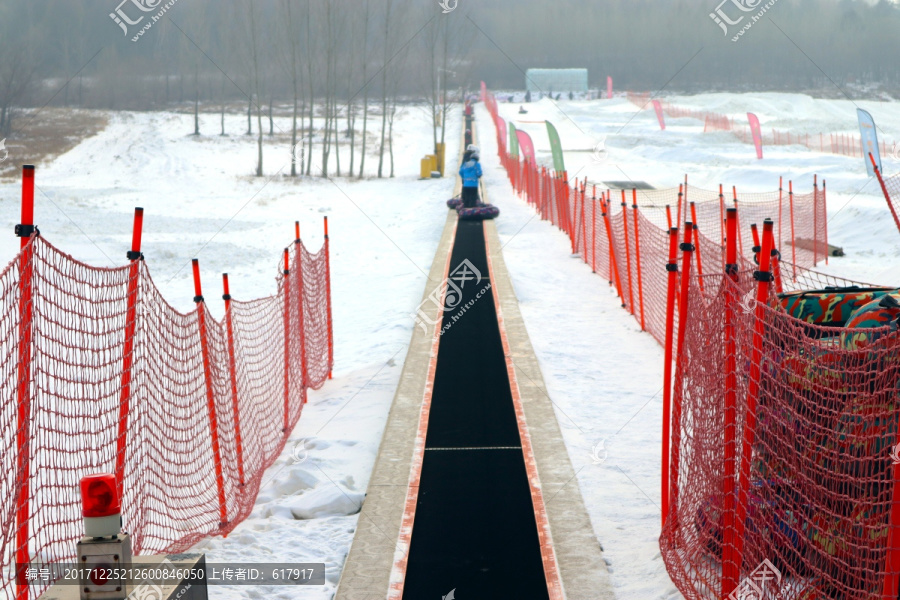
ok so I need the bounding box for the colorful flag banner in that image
[857,108,881,177]
[747,112,763,159]
[508,122,519,158]
[516,129,536,164]
[545,120,565,173]
[652,100,666,130]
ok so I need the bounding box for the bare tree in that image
[0,44,36,137]
[376,0,394,178]
[357,0,370,179]
[282,0,303,176]
[246,0,265,176]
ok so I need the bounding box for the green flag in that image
[545,120,565,174]
[508,122,519,158]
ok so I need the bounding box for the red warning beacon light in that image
[80,473,121,537]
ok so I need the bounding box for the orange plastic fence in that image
[626,92,893,159]
[485,87,900,598]
[0,170,333,600]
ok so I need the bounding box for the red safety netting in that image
[625,92,894,160]
[665,263,900,600]
[485,84,900,598]
[873,170,900,239]
[0,227,332,600]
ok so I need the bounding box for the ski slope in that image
[1,90,899,599]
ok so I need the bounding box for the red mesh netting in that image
[664,264,900,599]
[875,172,900,238]
[0,233,332,600]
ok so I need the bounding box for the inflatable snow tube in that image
[457,204,499,221]
[838,292,900,351]
[447,197,462,209]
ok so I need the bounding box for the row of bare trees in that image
[0,0,476,178]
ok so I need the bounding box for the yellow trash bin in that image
[420,157,431,179]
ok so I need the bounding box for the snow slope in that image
[4,88,900,599]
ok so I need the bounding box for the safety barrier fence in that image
[626,91,894,159]
[1,166,333,600]
[483,90,828,347]
[485,87,900,599]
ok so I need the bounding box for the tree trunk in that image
[247,94,252,135]
[389,104,395,178]
[193,65,200,135]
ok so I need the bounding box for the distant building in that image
[525,68,588,94]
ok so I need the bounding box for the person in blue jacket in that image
[459,144,482,208]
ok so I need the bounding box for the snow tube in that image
[457,204,499,221]
[447,197,462,209]
[777,286,897,329]
[838,293,900,351]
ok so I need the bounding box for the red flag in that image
[498,116,507,151]
[607,76,613,100]
[747,112,763,159]
[516,129,536,164]
[652,100,666,130]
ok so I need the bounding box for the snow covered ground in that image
[4,89,900,600]
[0,106,459,599]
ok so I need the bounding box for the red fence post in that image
[721,207,740,597]
[690,203,705,294]
[294,223,309,400]
[676,186,683,235]
[15,165,36,600]
[733,189,744,258]
[813,175,819,266]
[719,184,726,249]
[324,216,333,380]
[621,192,635,315]
[789,181,797,281]
[591,187,597,273]
[778,176,783,252]
[602,196,624,304]
[822,179,828,266]
[730,219,776,590]
[581,183,588,262]
[632,190,646,331]
[192,259,228,526]
[222,273,245,487]
[115,207,144,499]
[282,248,292,430]
[661,226,679,527]
[670,221,695,531]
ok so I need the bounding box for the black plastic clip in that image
[283,269,290,276]
[753,271,774,283]
[193,295,204,303]
[126,251,144,261]
[771,249,781,260]
[725,263,738,275]
[679,242,695,252]
[222,294,232,301]
[751,245,761,254]
[665,263,678,272]
[15,224,36,238]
